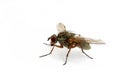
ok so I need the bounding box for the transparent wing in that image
[84,38,105,44]
[56,23,66,33]
[74,35,105,44]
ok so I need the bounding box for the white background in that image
[0,0,120,80]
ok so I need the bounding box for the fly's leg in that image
[40,46,55,57]
[63,48,71,65]
[63,43,77,65]
[40,44,63,58]
[81,48,93,59]
[54,44,63,48]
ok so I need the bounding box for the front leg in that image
[40,44,63,58]
[54,44,63,48]
[40,46,55,57]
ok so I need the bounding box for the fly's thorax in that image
[57,31,76,48]
[57,33,68,47]
[57,31,74,41]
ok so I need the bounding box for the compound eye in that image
[51,37,56,42]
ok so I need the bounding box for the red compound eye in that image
[51,37,57,43]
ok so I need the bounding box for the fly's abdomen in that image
[77,42,91,50]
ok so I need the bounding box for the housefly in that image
[40,23,105,65]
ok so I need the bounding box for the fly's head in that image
[48,34,57,46]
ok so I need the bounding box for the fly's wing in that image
[74,35,105,50]
[75,35,105,44]
[56,23,66,33]
[74,36,91,50]
[84,38,105,44]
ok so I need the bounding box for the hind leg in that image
[80,47,93,59]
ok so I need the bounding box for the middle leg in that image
[63,48,71,65]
